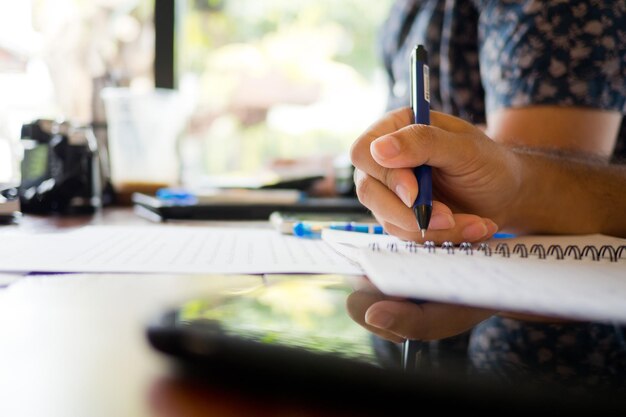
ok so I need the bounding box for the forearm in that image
[507,150,626,237]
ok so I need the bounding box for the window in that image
[0,0,154,130]
[176,0,392,186]
[0,1,394,192]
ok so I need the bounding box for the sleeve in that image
[477,0,626,115]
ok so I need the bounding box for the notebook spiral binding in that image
[379,240,626,263]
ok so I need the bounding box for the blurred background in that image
[0,0,392,201]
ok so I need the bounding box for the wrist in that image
[502,148,544,233]
[503,149,624,236]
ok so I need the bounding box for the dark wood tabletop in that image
[0,208,372,417]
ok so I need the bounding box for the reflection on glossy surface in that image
[176,275,378,364]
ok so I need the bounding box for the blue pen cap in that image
[293,222,321,238]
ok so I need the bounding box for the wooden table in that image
[0,208,362,417]
[4,209,621,416]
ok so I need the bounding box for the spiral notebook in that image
[322,230,626,323]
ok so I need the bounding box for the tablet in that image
[145,275,611,414]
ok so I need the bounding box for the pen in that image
[293,221,384,238]
[410,44,432,239]
[403,44,432,373]
[402,294,428,372]
[402,336,424,370]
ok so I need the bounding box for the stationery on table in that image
[0,226,362,275]
[156,187,304,205]
[292,221,384,239]
[132,190,367,221]
[269,211,377,235]
[322,229,626,324]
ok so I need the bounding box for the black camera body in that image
[19,120,102,214]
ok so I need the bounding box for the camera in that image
[19,119,102,214]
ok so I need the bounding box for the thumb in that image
[370,123,484,170]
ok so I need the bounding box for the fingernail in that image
[485,219,499,236]
[371,135,401,159]
[429,213,455,229]
[461,222,488,241]
[395,184,412,207]
[366,309,394,329]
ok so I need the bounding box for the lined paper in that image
[0,226,362,275]
[322,230,626,323]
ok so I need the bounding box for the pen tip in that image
[413,205,432,234]
[421,230,425,239]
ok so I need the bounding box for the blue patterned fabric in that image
[469,317,626,390]
[379,0,626,159]
[373,318,626,391]
[376,0,626,387]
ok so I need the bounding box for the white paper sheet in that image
[0,226,363,275]
[322,229,626,323]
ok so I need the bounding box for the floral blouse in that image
[379,0,626,159]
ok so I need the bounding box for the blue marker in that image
[410,44,432,239]
[293,221,384,238]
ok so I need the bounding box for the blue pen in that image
[293,221,384,238]
[403,44,432,372]
[410,44,432,239]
